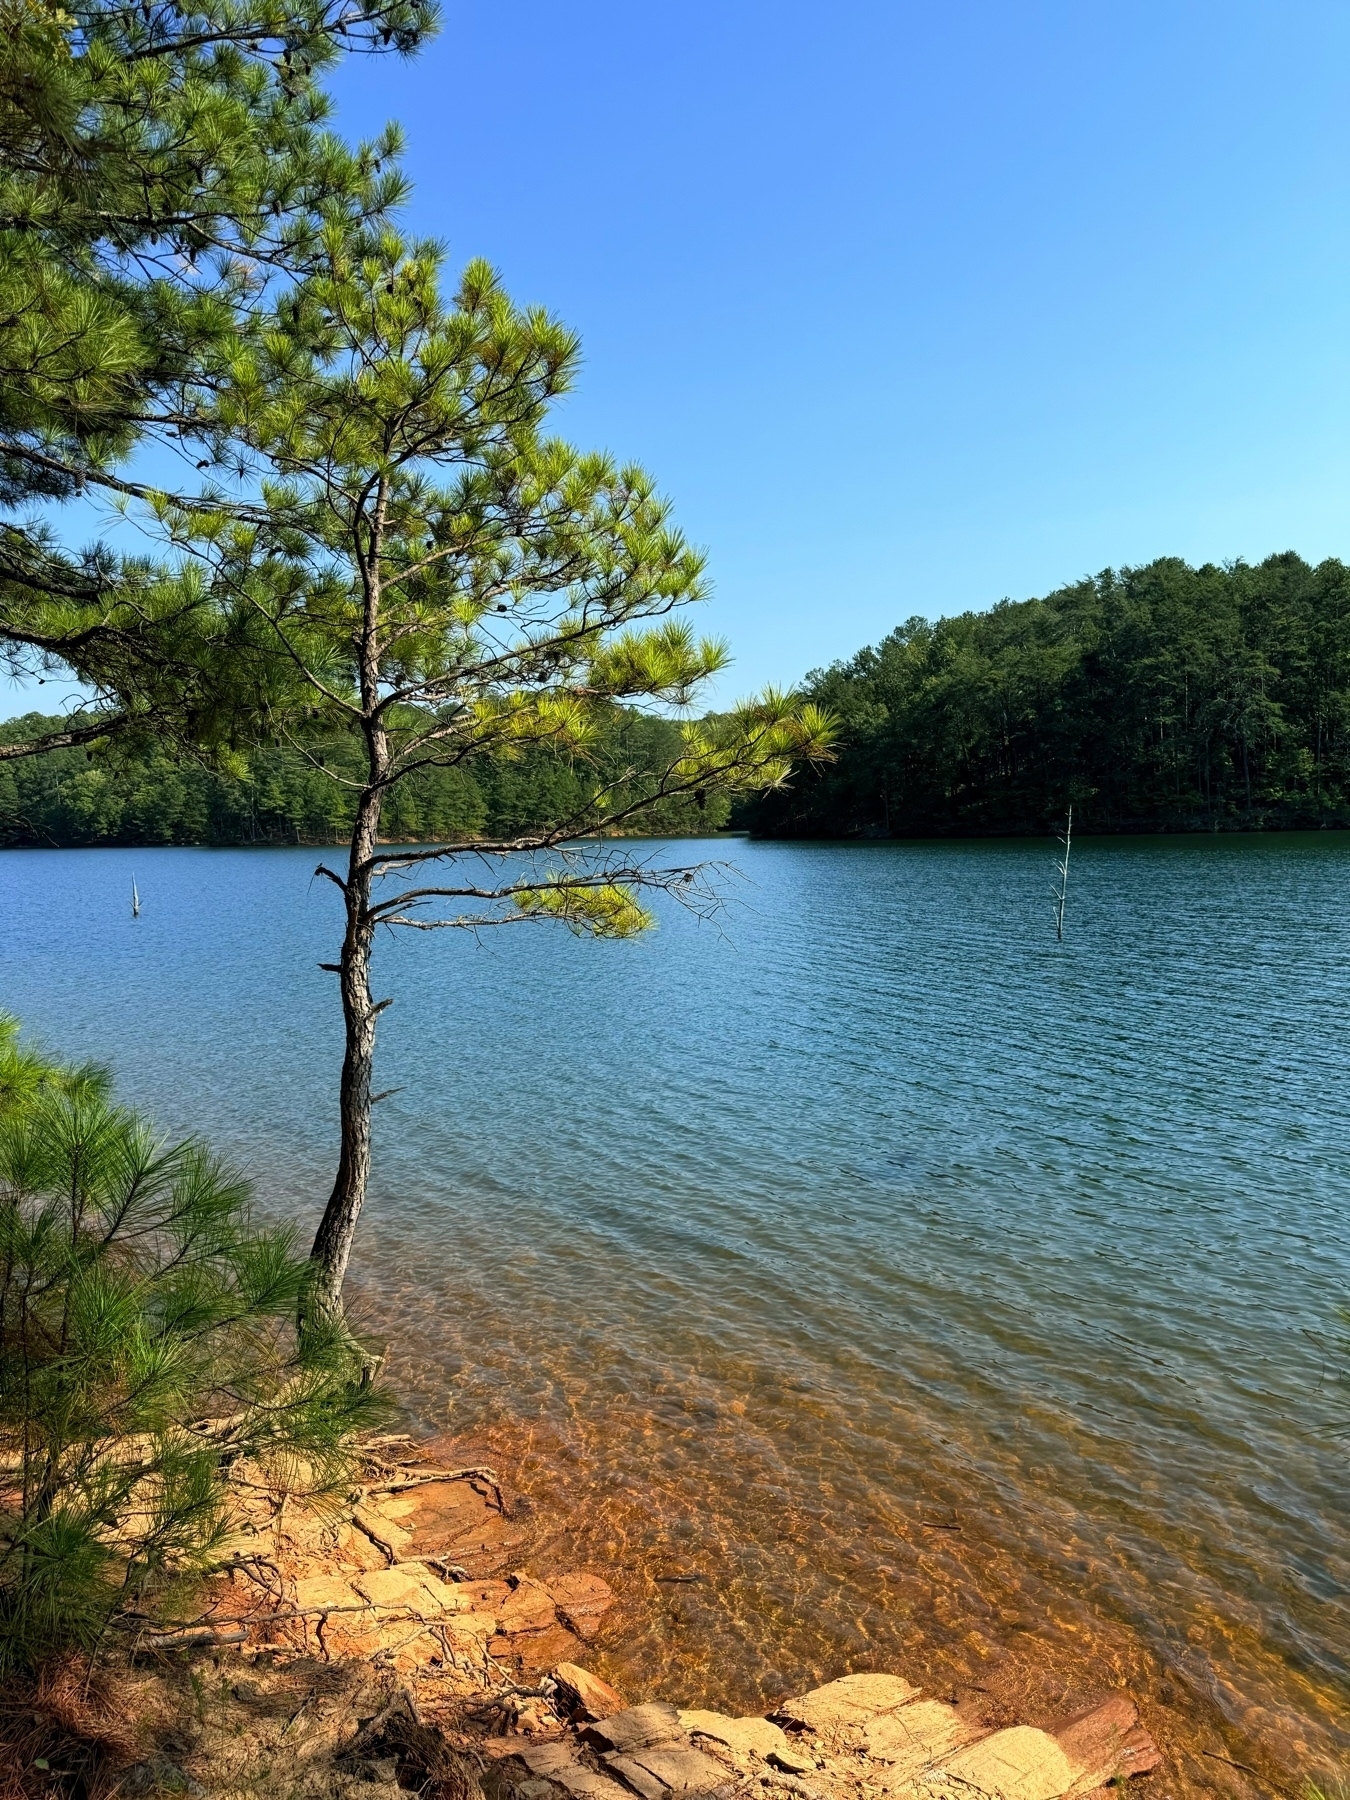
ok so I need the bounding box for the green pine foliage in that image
[0,1015,382,1671]
[0,708,732,844]
[0,0,432,749]
[739,552,1350,837]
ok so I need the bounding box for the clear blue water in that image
[3,836,1348,1775]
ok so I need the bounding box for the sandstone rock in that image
[678,1711,789,1762]
[480,1737,534,1760]
[767,1744,816,1775]
[293,1574,365,1613]
[352,1505,414,1558]
[500,1575,565,1634]
[444,1611,497,1643]
[615,1745,729,1794]
[863,1700,975,1773]
[492,1623,586,1673]
[583,1702,684,1755]
[352,1566,438,1611]
[557,1663,629,1722]
[336,1521,393,1572]
[518,1781,560,1800]
[514,1743,630,1800]
[411,1570,472,1613]
[550,1769,634,1800]
[1050,1695,1161,1786]
[939,1725,1083,1800]
[463,1579,513,1611]
[520,1743,581,1776]
[546,1572,617,1640]
[604,1755,667,1800]
[773,1674,920,1733]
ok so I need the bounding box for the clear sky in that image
[7,0,1350,713]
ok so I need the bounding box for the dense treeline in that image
[0,709,729,846]
[739,553,1350,837]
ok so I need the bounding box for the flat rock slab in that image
[1051,1695,1161,1785]
[585,1703,685,1755]
[522,1749,637,1800]
[605,1745,729,1797]
[377,1475,526,1569]
[350,1565,466,1614]
[679,1711,789,1762]
[520,1743,583,1776]
[864,1700,975,1773]
[940,1725,1083,1800]
[774,1674,921,1733]
[500,1576,566,1635]
[546,1571,617,1640]
[292,1574,367,1613]
[551,1768,635,1800]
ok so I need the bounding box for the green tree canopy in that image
[0,703,734,844]
[739,552,1350,837]
[0,0,431,756]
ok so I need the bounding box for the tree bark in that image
[308,780,384,1319]
[307,478,390,1321]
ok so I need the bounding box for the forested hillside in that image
[0,709,728,846]
[739,552,1350,837]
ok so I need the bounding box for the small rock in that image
[557,1662,629,1722]
[767,1746,816,1775]
[1051,1694,1161,1784]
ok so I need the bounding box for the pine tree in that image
[136,222,834,1317]
[0,0,433,759]
[0,1015,381,1670]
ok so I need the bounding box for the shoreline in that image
[17,1431,1329,1800]
[8,1433,1169,1800]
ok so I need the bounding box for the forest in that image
[0,709,729,846]
[737,552,1350,837]
[12,551,1350,845]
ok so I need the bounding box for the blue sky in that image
[8,0,1350,712]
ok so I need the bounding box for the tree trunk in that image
[309,478,391,1322]
[309,783,384,1319]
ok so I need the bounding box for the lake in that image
[4,834,1348,1783]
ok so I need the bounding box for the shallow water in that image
[4,836,1348,1779]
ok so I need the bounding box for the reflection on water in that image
[4,835,1349,1786]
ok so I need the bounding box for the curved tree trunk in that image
[308,782,384,1320]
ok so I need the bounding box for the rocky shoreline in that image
[11,1436,1171,1800]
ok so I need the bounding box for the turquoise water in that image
[4,836,1348,1775]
